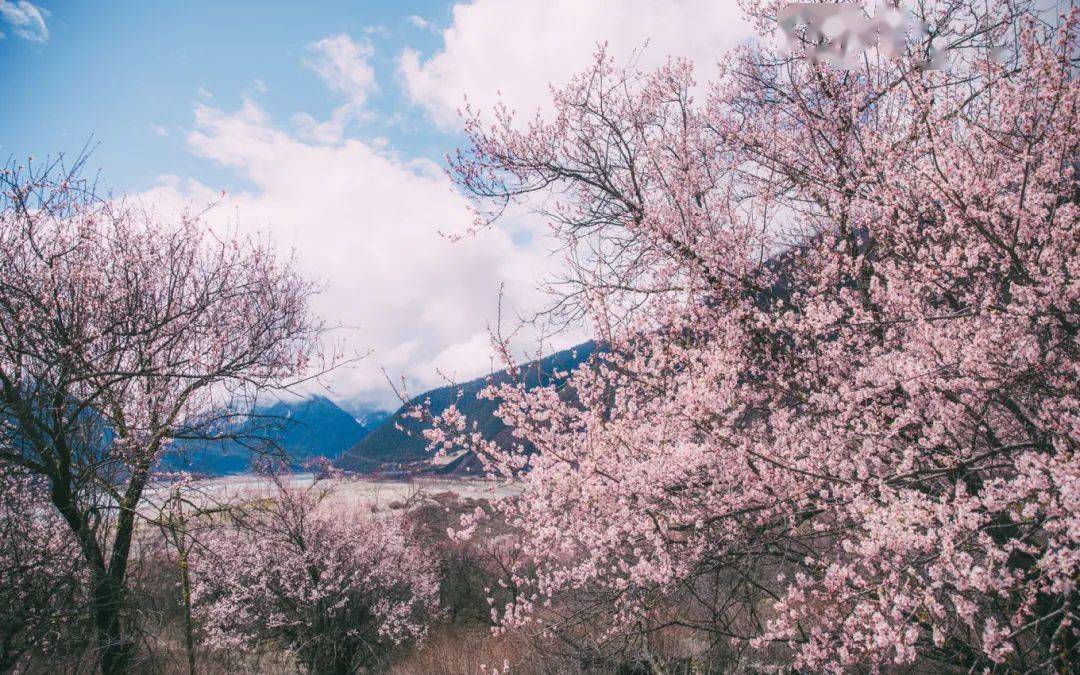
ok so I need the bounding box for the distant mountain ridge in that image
[160,395,376,475]
[158,343,596,476]
[336,342,597,474]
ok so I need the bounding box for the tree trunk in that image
[50,461,149,675]
[51,480,133,674]
[90,568,133,675]
[177,539,197,675]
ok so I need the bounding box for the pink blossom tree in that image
[0,156,327,673]
[441,0,1078,670]
[191,470,440,674]
[0,463,86,670]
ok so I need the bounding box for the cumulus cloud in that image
[400,0,754,130]
[0,0,48,43]
[142,97,577,409]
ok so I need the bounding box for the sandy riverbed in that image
[141,472,520,516]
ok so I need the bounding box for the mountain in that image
[258,396,371,461]
[336,342,597,474]
[160,395,370,475]
[338,403,393,431]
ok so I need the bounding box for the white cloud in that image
[297,34,378,142]
[141,97,578,409]
[306,34,377,106]
[0,0,48,43]
[290,107,357,145]
[409,330,498,389]
[407,14,432,31]
[400,0,754,130]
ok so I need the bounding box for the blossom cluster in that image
[440,1,1079,670]
[0,464,85,670]
[191,477,439,672]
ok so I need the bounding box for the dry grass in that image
[388,624,583,675]
[136,624,299,675]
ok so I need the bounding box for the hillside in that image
[336,341,597,474]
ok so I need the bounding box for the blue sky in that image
[1,0,753,407]
[1,0,459,193]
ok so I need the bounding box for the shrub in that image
[192,476,439,674]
